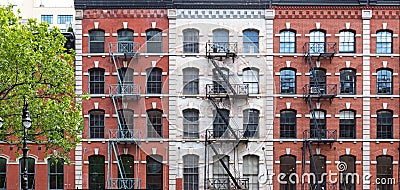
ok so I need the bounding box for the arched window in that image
[0,158,5,189]
[243,155,259,190]
[146,68,162,94]
[89,155,105,190]
[183,154,199,190]
[213,109,229,138]
[89,110,105,138]
[339,155,356,190]
[89,68,105,94]
[213,29,229,53]
[377,110,393,139]
[117,109,134,138]
[213,155,229,189]
[280,110,296,138]
[243,68,259,94]
[147,109,163,138]
[310,155,326,190]
[377,155,393,190]
[280,30,296,53]
[280,69,296,94]
[118,67,134,84]
[310,69,326,94]
[89,29,105,53]
[183,68,199,95]
[339,110,356,139]
[146,29,162,53]
[377,69,392,94]
[118,154,135,189]
[117,29,134,53]
[280,155,296,190]
[339,30,356,53]
[310,110,326,139]
[309,30,326,53]
[48,158,64,190]
[20,157,35,189]
[183,29,199,53]
[146,155,163,189]
[377,30,393,54]
[183,109,199,139]
[340,69,356,94]
[212,68,229,94]
[243,29,259,53]
[243,109,259,138]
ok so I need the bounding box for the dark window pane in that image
[89,68,105,94]
[20,158,35,189]
[183,155,199,190]
[280,69,296,94]
[146,155,163,190]
[146,29,162,53]
[183,29,199,53]
[89,30,105,53]
[147,110,163,138]
[147,68,162,94]
[280,155,296,190]
[213,109,229,138]
[183,109,199,138]
[280,110,296,138]
[339,110,356,139]
[377,69,392,94]
[89,110,105,138]
[183,68,199,95]
[377,110,393,139]
[340,69,356,94]
[377,156,393,190]
[243,109,259,138]
[89,156,105,190]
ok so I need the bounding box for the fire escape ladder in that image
[307,54,322,97]
[112,97,124,133]
[307,142,322,190]
[111,141,130,189]
[209,98,240,141]
[209,58,237,96]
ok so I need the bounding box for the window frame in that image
[213,109,230,138]
[89,155,105,190]
[280,69,296,94]
[19,157,35,190]
[183,29,199,53]
[183,68,199,95]
[377,110,393,139]
[279,155,296,190]
[242,68,259,94]
[118,155,134,179]
[243,29,259,53]
[117,29,135,53]
[309,30,326,54]
[57,15,73,24]
[146,155,163,190]
[339,29,356,53]
[89,110,105,139]
[146,29,162,53]
[117,109,134,131]
[243,155,259,190]
[0,158,6,190]
[280,29,296,53]
[183,109,199,139]
[377,69,392,95]
[212,68,229,94]
[310,68,327,94]
[243,109,259,138]
[88,68,105,94]
[213,155,229,189]
[41,15,53,24]
[147,109,163,138]
[48,158,64,190]
[146,68,163,94]
[88,29,105,53]
[339,155,356,190]
[376,155,393,190]
[339,110,356,139]
[310,110,326,139]
[310,155,326,190]
[280,110,296,139]
[376,30,393,54]
[183,154,199,190]
[339,69,356,94]
[213,29,229,52]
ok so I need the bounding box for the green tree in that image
[0,5,82,162]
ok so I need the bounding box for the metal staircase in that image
[301,42,337,190]
[107,42,141,189]
[204,42,250,190]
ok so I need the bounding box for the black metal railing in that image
[303,129,337,141]
[303,42,337,55]
[109,84,140,95]
[304,182,337,190]
[303,84,337,97]
[206,42,238,56]
[206,84,249,97]
[108,178,140,189]
[206,178,249,190]
[206,129,248,140]
[109,42,140,54]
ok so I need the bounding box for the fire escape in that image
[301,42,338,190]
[107,41,141,189]
[204,42,250,189]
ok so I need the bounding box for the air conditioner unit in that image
[310,87,319,94]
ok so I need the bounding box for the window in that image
[213,109,229,138]
[377,155,393,190]
[57,15,73,24]
[213,155,229,189]
[377,30,393,54]
[20,157,35,189]
[118,67,134,84]
[118,155,134,184]
[183,68,199,95]
[213,29,229,53]
[310,110,326,139]
[280,110,296,138]
[243,29,259,53]
[117,109,134,138]
[183,109,199,139]
[377,69,392,94]
[48,158,64,190]
[242,68,259,94]
[147,109,163,138]
[89,29,105,53]
[309,30,326,53]
[339,110,356,139]
[377,110,393,139]
[89,68,105,94]
[280,155,296,190]
[280,30,296,53]
[243,109,259,138]
[146,29,162,53]
[146,68,162,94]
[146,155,163,190]
[89,155,105,190]
[0,158,6,189]
[243,155,259,190]
[339,30,356,53]
[310,69,326,94]
[340,69,356,94]
[183,29,199,53]
[212,68,229,94]
[117,29,134,53]
[89,110,105,138]
[310,155,326,190]
[339,155,356,190]
[183,155,199,190]
[280,69,296,94]
[41,15,53,24]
